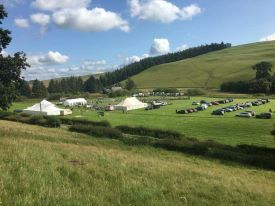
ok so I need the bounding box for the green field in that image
[0,120,275,205]
[10,97,275,148]
[130,41,275,89]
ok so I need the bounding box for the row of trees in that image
[221,62,275,93]
[99,42,231,86]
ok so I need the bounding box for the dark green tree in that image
[32,79,47,98]
[125,78,136,91]
[47,79,56,93]
[83,76,102,93]
[252,61,273,80]
[19,80,31,97]
[0,5,29,110]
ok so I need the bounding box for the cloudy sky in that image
[1,0,275,80]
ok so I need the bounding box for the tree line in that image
[19,75,104,98]
[99,42,231,86]
[221,61,275,93]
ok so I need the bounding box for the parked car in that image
[256,113,272,119]
[206,102,213,107]
[225,108,234,112]
[200,100,207,104]
[187,108,194,113]
[212,110,225,115]
[176,109,188,114]
[252,101,260,106]
[211,101,220,105]
[245,102,252,107]
[201,104,208,109]
[236,112,252,117]
[196,106,205,111]
[245,111,256,116]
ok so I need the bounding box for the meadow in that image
[0,120,275,206]
[130,40,275,89]
[10,96,275,148]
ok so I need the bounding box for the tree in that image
[19,80,31,97]
[252,61,273,80]
[0,5,29,110]
[83,76,102,93]
[125,78,136,91]
[32,79,47,98]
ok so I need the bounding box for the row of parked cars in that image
[177,98,234,114]
[212,98,272,119]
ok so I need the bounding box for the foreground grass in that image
[130,40,275,89]
[0,121,275,205]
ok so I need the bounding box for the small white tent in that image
[114,97,147,111]
[23,100,72,116]
[63,98,87,107]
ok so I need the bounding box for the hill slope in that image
[130,41,275,89]
[0,120,275,205]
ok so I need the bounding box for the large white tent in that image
[23,100,72,116]
[63,98,87,107]
[114,97,148,111]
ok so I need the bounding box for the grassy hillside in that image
[0,120,275,205]
[130,41,275,89]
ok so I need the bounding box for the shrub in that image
[116,125,182,140]
[20,113,30,117]
[271,129,275,136]
[0,111,13,119]
[45,116,61,128]
[60,117,111,127]
[69,125,122,139]
[29,115,45,125]
[186,89,205,96]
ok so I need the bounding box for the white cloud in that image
[27,51,69,66]
[176,44,189,51]
[129,0,201,23]
[124,54,149,65]
[180,4,202,20]
[52,8,130,32]
[30,13,51,26]
[14,18,29,28]
[32,0,91,11]
[150,38,170,55]
[260,33,275,42]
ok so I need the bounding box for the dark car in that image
[211,101,220,105]
[212,109,225,115]
[256,113,272,119]
[176,109,188,114]
[252,101,260,106]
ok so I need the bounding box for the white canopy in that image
[114,97,147,111]
[63,98,87,107]
[23,100,71,116]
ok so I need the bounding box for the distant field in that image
[130,41,275,89]
[0,120,275,205]
[11,97,275,148]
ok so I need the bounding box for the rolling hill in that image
[0,120,275,205]
[130,41,275,89]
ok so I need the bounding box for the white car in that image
[236,112,252,117]
[225,108,234,112]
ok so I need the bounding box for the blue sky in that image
[1,0,275,80]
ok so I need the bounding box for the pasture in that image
[0,120,275,205]
[130,40,275,89]
[10,96,275,148]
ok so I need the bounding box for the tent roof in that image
[116,97,145,107]
[64,98,87,103]
[25,100,62,112]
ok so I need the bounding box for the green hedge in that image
[116,125,182,140]
[69,125,122,139]
[60,117,111,127]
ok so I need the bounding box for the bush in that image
[20,113,30,117]
[186,89,205,96]
[29,115,45,125]
[0,111,13,119]
[116,125,182,140]
[153,88,179,94]
[60,117,111,127]
[69,125,122,139]
[271,129,275,136]
[47,93,63,101]
[45,116,61,128]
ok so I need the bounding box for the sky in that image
[1,0,275,80]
